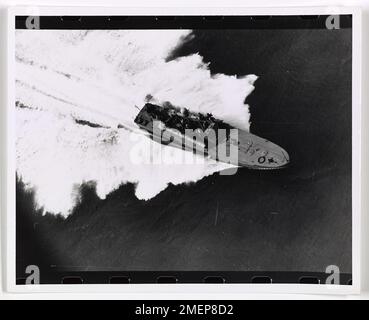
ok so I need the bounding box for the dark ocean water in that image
[16,27,352,281]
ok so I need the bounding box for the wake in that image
[15,30,257,215]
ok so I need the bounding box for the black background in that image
[16,16,352,284]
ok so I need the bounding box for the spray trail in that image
[15,30,257,215]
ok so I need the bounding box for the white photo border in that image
[3,5,362,295]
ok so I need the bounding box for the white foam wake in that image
[15,30,257,215]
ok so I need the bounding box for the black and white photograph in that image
[13,15,354,286]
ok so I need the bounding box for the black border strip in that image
[14,13,353,287]
[16,270,352,285]
[15,15,352,30]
